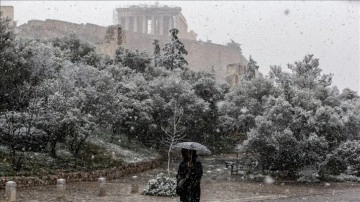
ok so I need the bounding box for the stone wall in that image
[0,157,164,189]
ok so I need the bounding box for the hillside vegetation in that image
[1,18,360,181]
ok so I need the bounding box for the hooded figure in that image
[176,149,203,202]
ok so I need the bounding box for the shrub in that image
[142,173,177,197]
[322,140,360,176]
[296,166,320,183]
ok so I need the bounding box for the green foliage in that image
[0,110,48,170]
[114,46,151,72]
[244,55,259,81]
[226,39,242,50]
[0,19,32,110]
[322,140,360,176]
[339,88,359,101]
[49,34,103,67]
[219,76,275,133]
[153,39,161,67]
[162,28,188,70]
[224,54,360,178]
[296,166,321,183]
[287,54,332,89]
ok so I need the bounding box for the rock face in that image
[16,18,248,83]
[16,19,107,45]
[0,157,164,189]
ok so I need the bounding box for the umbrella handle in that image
[188,152,193,168]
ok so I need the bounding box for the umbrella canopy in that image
[173,142,211,155]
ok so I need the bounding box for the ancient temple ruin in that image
[114,5,197,40]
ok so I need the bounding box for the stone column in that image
[98,177,106,196]
[5,181,16,202]
[142,16,147,34]
[159,16,164,36]
[56,179,66,200]
[120,17,125,27]
[151,16,156,35]
[169,16,174,34]
[173,16,177,28]
[131,176,138,193]
[163,16,169,35]
[134,16,139,33]
[129,16,134,32]
[124,17,129,31]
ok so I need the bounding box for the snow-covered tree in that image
[219,75,275,133]
[0,21,32,111]
[244,55,259,81]
[49,34,103,68]
[153,39,161,67]
[0,106,47,170]
[114,46,151,73]
[234,55,360,178]
[160,100,186,176]
[162,28,188,70]
[226,39,242,54]
[182,70,228,149]
[288,54,332,89]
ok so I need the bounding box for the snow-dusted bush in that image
[297,166,320,183]
[231,55,360,180]
[322,140,360,176]
[142,173,177,197]
[324,174,360,182]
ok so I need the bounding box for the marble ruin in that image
[115,5,197,40]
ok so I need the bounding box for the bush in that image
[321,155,347,176]
[296,166,320,183]
[322,140,360,176]
[142,173,177,197]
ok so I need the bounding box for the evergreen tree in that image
[226,39,242,54]
[288,54,332,89]
[152,39,161,67]
[244,55,259,81]
[162,28,188,70]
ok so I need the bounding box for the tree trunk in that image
[167,145,172,176]
[49,140,57,158]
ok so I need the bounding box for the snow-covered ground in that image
[87,136,160,163]
[2,156,360,202]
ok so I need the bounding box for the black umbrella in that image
[173,142,211,155]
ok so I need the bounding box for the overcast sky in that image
[2,0,359,92]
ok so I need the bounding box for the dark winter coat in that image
[176,156,203,202]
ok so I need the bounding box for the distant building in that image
[0,6,15,26]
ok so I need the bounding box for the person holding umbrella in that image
[174,142,210,202]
